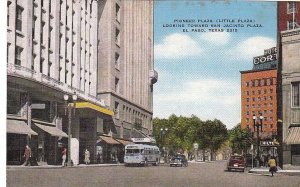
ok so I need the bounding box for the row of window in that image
[245,116,274,123]
[246,109,274,115]
[245,78,275,87]
[246,124,275,129]
[246,96,273,102]
[245,89,273,96]
[115,101,150,126]
[246,103,274,109]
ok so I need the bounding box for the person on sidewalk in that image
[62,147,67,166]
[23,145,32,166]
[84,149,90,165]
[268,156,277,177]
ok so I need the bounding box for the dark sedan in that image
[227,155,245,172]
[170,155,188,167]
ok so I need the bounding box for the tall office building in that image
[97,0,157,139]
[6,0,156,165]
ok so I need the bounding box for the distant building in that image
[240,68,278,139]
[278,1,300,166]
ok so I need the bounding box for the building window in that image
[258,104,261,108]
[270,110,273,114]
[246,111,249,115]
[292,82,300,107]
[7,1,11,26]
[270,96,273,101]
[115,101,119,118]
[264,103,267,107]
[15,46,23,65]
[251,80,255,87]
[246,82,249,87]
[252,104,255,108]
[287,1,296,14]
[264,96,267,101]
[264,110,267,115]
[116,3,120,22]
[246,118,249,123]
[16,6,23,31]
[40,59,44,73]
[258,97,261,101]
[270,78,273,85]
[246,98,249,102]
[264,117,267,121]
[252,90,255,95]
[257,79,261,86]
[270,89,273,94]
[270,103,273,107]
[246,105,249,109]
[270,117,273,122]
[115,28,120,45]
[264,79,267,86]
[258,90,261,95]
[264,89,267,94]
[252,97,255,102]
[115,77,119,93]
[287,20,299,30]
[115,52,120,68]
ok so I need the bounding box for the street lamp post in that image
[160,128,168,163]
[64,93,77,167]
[252,114,263,167]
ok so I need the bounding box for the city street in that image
[7,161,300,187]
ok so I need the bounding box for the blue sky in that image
[153,1,277,129]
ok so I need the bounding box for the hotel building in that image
[7,0,156,165]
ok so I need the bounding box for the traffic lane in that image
[7,162,300,187]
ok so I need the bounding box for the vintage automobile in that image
[170,155,188,167]
[227,155,246,172]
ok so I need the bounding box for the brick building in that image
[240,68,278,139]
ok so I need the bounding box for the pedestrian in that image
[23,145,32,166]
[268,156,277,177]
[84,149,90,165]
[62,147,67,166]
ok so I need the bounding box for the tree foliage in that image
[228,123,252,154]
[153,114,228,156]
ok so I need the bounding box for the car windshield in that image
[230,156,243,160]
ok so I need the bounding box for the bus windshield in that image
[125,149,140,154]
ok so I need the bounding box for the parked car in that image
[227,155,245,172]
[170,155,188,167]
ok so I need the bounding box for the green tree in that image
[229,123,252,154]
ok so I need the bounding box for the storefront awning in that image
[116,139,133,145]
[99,136,120,145]
[284,127,300,144]
[7,119,38,135]
[34,123,68,138]
[75,102,114,116]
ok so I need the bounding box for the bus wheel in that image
[144,159,148,167]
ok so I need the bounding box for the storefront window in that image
[7,90,21,115]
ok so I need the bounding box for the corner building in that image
[278,1,300,166]
[7,0,156,165]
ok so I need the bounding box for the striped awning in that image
[7,119,38,135]
[284,127,300,144]
[34,123,68,138]
[99,136,120,145]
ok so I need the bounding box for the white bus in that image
[124,144,160,166]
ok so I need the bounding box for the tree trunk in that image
[202,149,205,161]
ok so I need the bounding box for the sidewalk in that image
[6,163,124,170]
[248,166,300,176]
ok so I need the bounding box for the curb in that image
[7,164,125,170]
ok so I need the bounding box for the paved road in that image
[7,161,300,187]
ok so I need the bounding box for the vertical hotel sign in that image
[253,47,278,70]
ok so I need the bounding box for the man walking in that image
[23,145,32,166]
